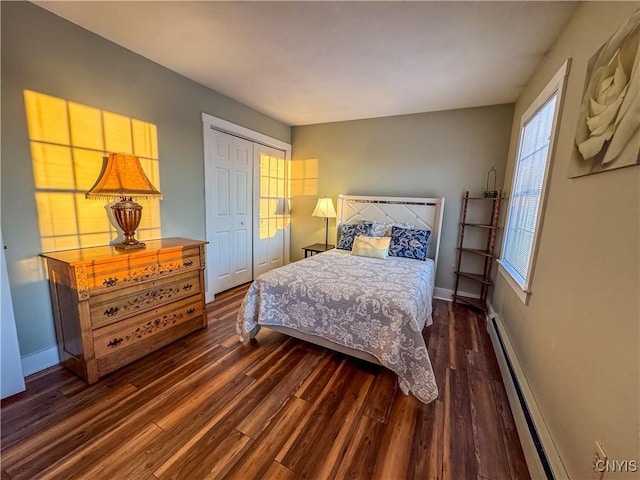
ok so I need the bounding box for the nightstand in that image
[302,243,335,258]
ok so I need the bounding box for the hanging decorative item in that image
[483,167,498,197]
[569,10,639,177]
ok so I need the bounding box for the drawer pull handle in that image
[104,307,120,317]
[186,308,196,315]
[183,284,193,291]
[107,337,123,348]
[103,277,118,287]
[183,260,194,267]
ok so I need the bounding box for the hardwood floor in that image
[1,284,530,480]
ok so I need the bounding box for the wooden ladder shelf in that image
[452,190,502,312]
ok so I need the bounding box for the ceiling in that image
[34,1,579,126]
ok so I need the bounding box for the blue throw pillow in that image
[337,223,372,250]
[388,226,430,261]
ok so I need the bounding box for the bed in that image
[237,194,445,403]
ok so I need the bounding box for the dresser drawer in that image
[92,296,203,359]
[89,270,201,329]
[86,246,202,294]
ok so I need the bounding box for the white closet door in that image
[254,144,286,278]
[203,113,292,303]
[210,130,253,293]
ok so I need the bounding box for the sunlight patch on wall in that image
[259,152,289,240]
[24,90,161,252]
[291,158,318,196]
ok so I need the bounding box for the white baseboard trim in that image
[206,291,215,304]
[433,287,480,301]
[21,346,60,377]
[433,287,452,300]
[486,303,568,480]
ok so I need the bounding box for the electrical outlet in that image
[593,441,608,480]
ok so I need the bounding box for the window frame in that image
[498,59,571,305]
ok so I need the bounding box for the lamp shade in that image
[312,197,336,218]
[86,153,162,200]
[274,197,291,215]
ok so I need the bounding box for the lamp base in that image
[112,198,145,250]
[114,241,146,250]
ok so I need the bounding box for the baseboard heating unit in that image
[487,309,569,480]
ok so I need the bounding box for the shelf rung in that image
[455,271,493,285]
[457,248,495,258]
[465,196,503,200]
[460,223,500,229]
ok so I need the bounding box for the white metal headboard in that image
[337,194,445,273]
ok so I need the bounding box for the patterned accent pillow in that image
[388,226,431,261]
[351,235,391,259]
[385,222,414,236]
[360,220,414,237]
[337,223,372,250]
[359,220,388,237]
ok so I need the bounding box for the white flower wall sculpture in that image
[570,9,640,177]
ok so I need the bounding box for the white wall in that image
[491,3,639,479]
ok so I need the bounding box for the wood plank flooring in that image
[1,284,530,480]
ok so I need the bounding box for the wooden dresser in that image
[40,238,208,384]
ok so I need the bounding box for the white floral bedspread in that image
[236,249,438,403]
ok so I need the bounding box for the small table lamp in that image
[312,197,337,247]
[86,153,162,250]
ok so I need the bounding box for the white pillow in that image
[351,235,391,259]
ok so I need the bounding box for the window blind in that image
[502,93,557,286]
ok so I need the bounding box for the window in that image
[498,60,570,304]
